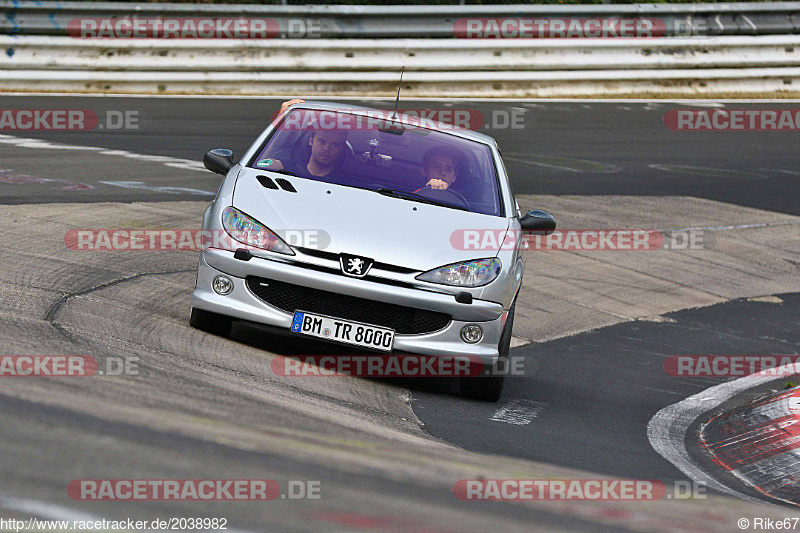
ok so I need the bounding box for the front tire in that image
[459,299,515,402]
[190,308,232,337]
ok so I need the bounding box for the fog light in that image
[212,275,233,295]
[460,324,483,344]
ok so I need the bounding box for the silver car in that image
[190,101,555,401]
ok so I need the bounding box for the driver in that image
[418,146,461,191]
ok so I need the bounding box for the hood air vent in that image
[256,175,279,189]
[276,178,297,193]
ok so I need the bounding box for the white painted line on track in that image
[647,363,800,504]
[510,335,532,349]
[648,164,767,180]
[503,154,623,174]
[657,219,800,233]
[100,180,215,196]
[759,168,800,176]
[491,399,547,426]
[0,495,101,524]
[0,133,206,173]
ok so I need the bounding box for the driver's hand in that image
[271,100,304,125]
[269,159,284,170]
[425,179,449,190]
[280,99,305,113]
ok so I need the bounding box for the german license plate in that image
[290,311,395,352]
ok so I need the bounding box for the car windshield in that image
[249,108,503,216]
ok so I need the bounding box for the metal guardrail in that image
[2,64,798,97]
[1,1,800,37]
[1,2,799,96]
[2,36,799,72]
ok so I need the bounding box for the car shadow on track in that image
[229,321,464,398]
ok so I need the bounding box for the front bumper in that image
[191,249,505,364]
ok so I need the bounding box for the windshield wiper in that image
[374,188,468,211]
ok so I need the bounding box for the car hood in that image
[233,168,510,272]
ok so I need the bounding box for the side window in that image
[497,147,519,218]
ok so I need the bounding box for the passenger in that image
[286,129,349,179]
[262,100,349,179]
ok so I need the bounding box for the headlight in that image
[221,206,294,255]
[416,258,501,287]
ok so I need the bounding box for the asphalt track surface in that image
[412,293,800,501]
[1,95,800,530]
[2,96,799,214]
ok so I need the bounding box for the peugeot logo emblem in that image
[339,254,374,278]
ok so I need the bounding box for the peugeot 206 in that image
[191,101,555,401]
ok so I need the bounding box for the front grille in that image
[280,259,416,289]
[295,247,418,274]
[246,276,451,335]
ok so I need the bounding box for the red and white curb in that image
[647,364,800,504]
[700,386,800,505]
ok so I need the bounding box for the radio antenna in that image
[391,66,405,120]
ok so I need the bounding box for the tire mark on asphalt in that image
[44,269,195,342]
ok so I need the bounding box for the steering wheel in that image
[421,186,469,208]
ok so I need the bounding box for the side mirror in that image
[520,209,556,234]
[203,148,236,175]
